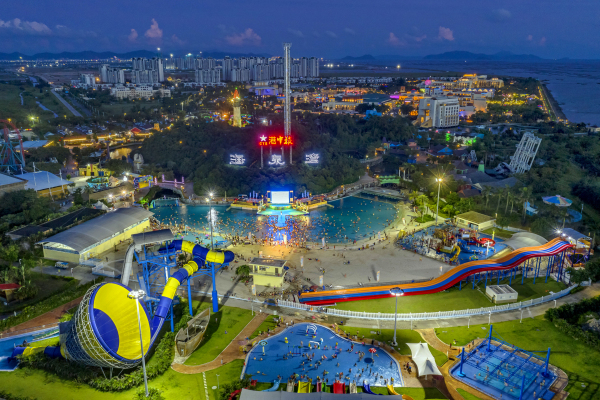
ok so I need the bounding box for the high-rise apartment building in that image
[99,64,125,84]
[195,68,221,85]
[131,57,164,84]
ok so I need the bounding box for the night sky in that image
[1,0,598,58]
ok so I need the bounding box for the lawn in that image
[456,388,483,400]
[249,315,278,339]
[481,227,514,239]
[336,326,447,367]
[434,315,600,400]
[331,277,567,314]
[184,301,254,366]
[0,273,75,313]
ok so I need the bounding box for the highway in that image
[51,90,82,117]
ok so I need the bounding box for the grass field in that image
[249,315,277,339]
[100,100,163,116]
[183,301,254,366]
[456,388,483,400]
[0,82,70,130]
[482,227,514,239]
[435,315,600,400]
[331,277,567,314]
[0,273,74,313]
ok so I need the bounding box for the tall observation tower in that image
[283,43,292,164]
[232,88,242,127]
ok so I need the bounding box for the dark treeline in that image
[139,113,417,196]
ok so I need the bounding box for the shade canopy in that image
[542,195,573,207]
[406,342,442,377]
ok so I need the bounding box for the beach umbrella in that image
[369,348,377,354]
[542,195,572,207]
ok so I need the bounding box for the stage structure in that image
[284,42,292,164]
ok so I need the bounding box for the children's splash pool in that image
[242,323,402,387]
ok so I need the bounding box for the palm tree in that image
[482,186,494,211]
[520,187,531,224]
[495,188,503,213]
[504,185,512,214]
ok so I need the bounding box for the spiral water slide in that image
[12,240,233,368]
[299,238,572,306]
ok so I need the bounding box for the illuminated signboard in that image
[268,154,285,166]
[259,135,293,146]
[229,154,245,165]
[305,153,320,164]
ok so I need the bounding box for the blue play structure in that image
[243,323,402,387]
[451,325,556,400]
[1,328,59,371]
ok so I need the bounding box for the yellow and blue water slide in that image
[11,241,233,368]
[299,238,573,306]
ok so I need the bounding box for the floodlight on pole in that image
[127,290,149,398]
[435,177,443,226]
[389,287,404,346]
[207,192,215,250]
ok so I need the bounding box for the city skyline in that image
[1,0,599,59]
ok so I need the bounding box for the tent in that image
[406,343,442,377]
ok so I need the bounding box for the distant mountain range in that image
[341,54,377,61]
[422,51,543,61]
[0,50,272,60]
[338,51,544,62]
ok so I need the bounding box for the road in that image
[51,90,82,117]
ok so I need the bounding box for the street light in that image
[128,290,149,398]
[389,287,404,346]
[207,192,214,249]
[435,177,443,226]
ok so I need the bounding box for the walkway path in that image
[0,297,82,337]
[172,313,268,374]
[51,90,82,117]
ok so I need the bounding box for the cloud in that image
[388,32,405,47]
[171,34,184,45]
[0,18,52,35]
[288,28,304,38]
[128,29,138,42]
[438,26,454,41]
[527,34,533,41]
[489,9,511,22]
[325,31,337,38]
[312,31,320,37]
[407,33,427,42]
[344,28,356,35]
[145,19,163,39]
[539,36,546,46]
[225,28,261,46]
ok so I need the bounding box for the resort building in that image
[38,208,153,263]
[0,174,27,195]
[455,211,496,231]
[417,96,460,128]
[249,258,288,287]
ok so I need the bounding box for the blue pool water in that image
[242,323,402,387]
[152,196,398,244]
[450,339,556,400]
[0,329,59,371]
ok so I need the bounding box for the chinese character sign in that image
[259,135,293,146]
[305,153,320,164]
[268,154,285,166]
[229,154,245,165]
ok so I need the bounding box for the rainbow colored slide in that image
[11,241,232,369]
[299,238,572,306]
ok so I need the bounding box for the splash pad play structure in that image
[451,325,557,400]
[11,238,232,370]
[299,238,573,305]
[242,323,402,388]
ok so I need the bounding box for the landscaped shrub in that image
[133,387,165,400]
[0,389,37,400]
[544,295,600,350]
[0,278,102,331]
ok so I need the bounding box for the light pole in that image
[435,177,443,226]
[389,287,404,346]
[207,192,214,249]
[216,374,220,389]
[128,289,148,398]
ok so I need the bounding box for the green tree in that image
[236,264,251,279]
